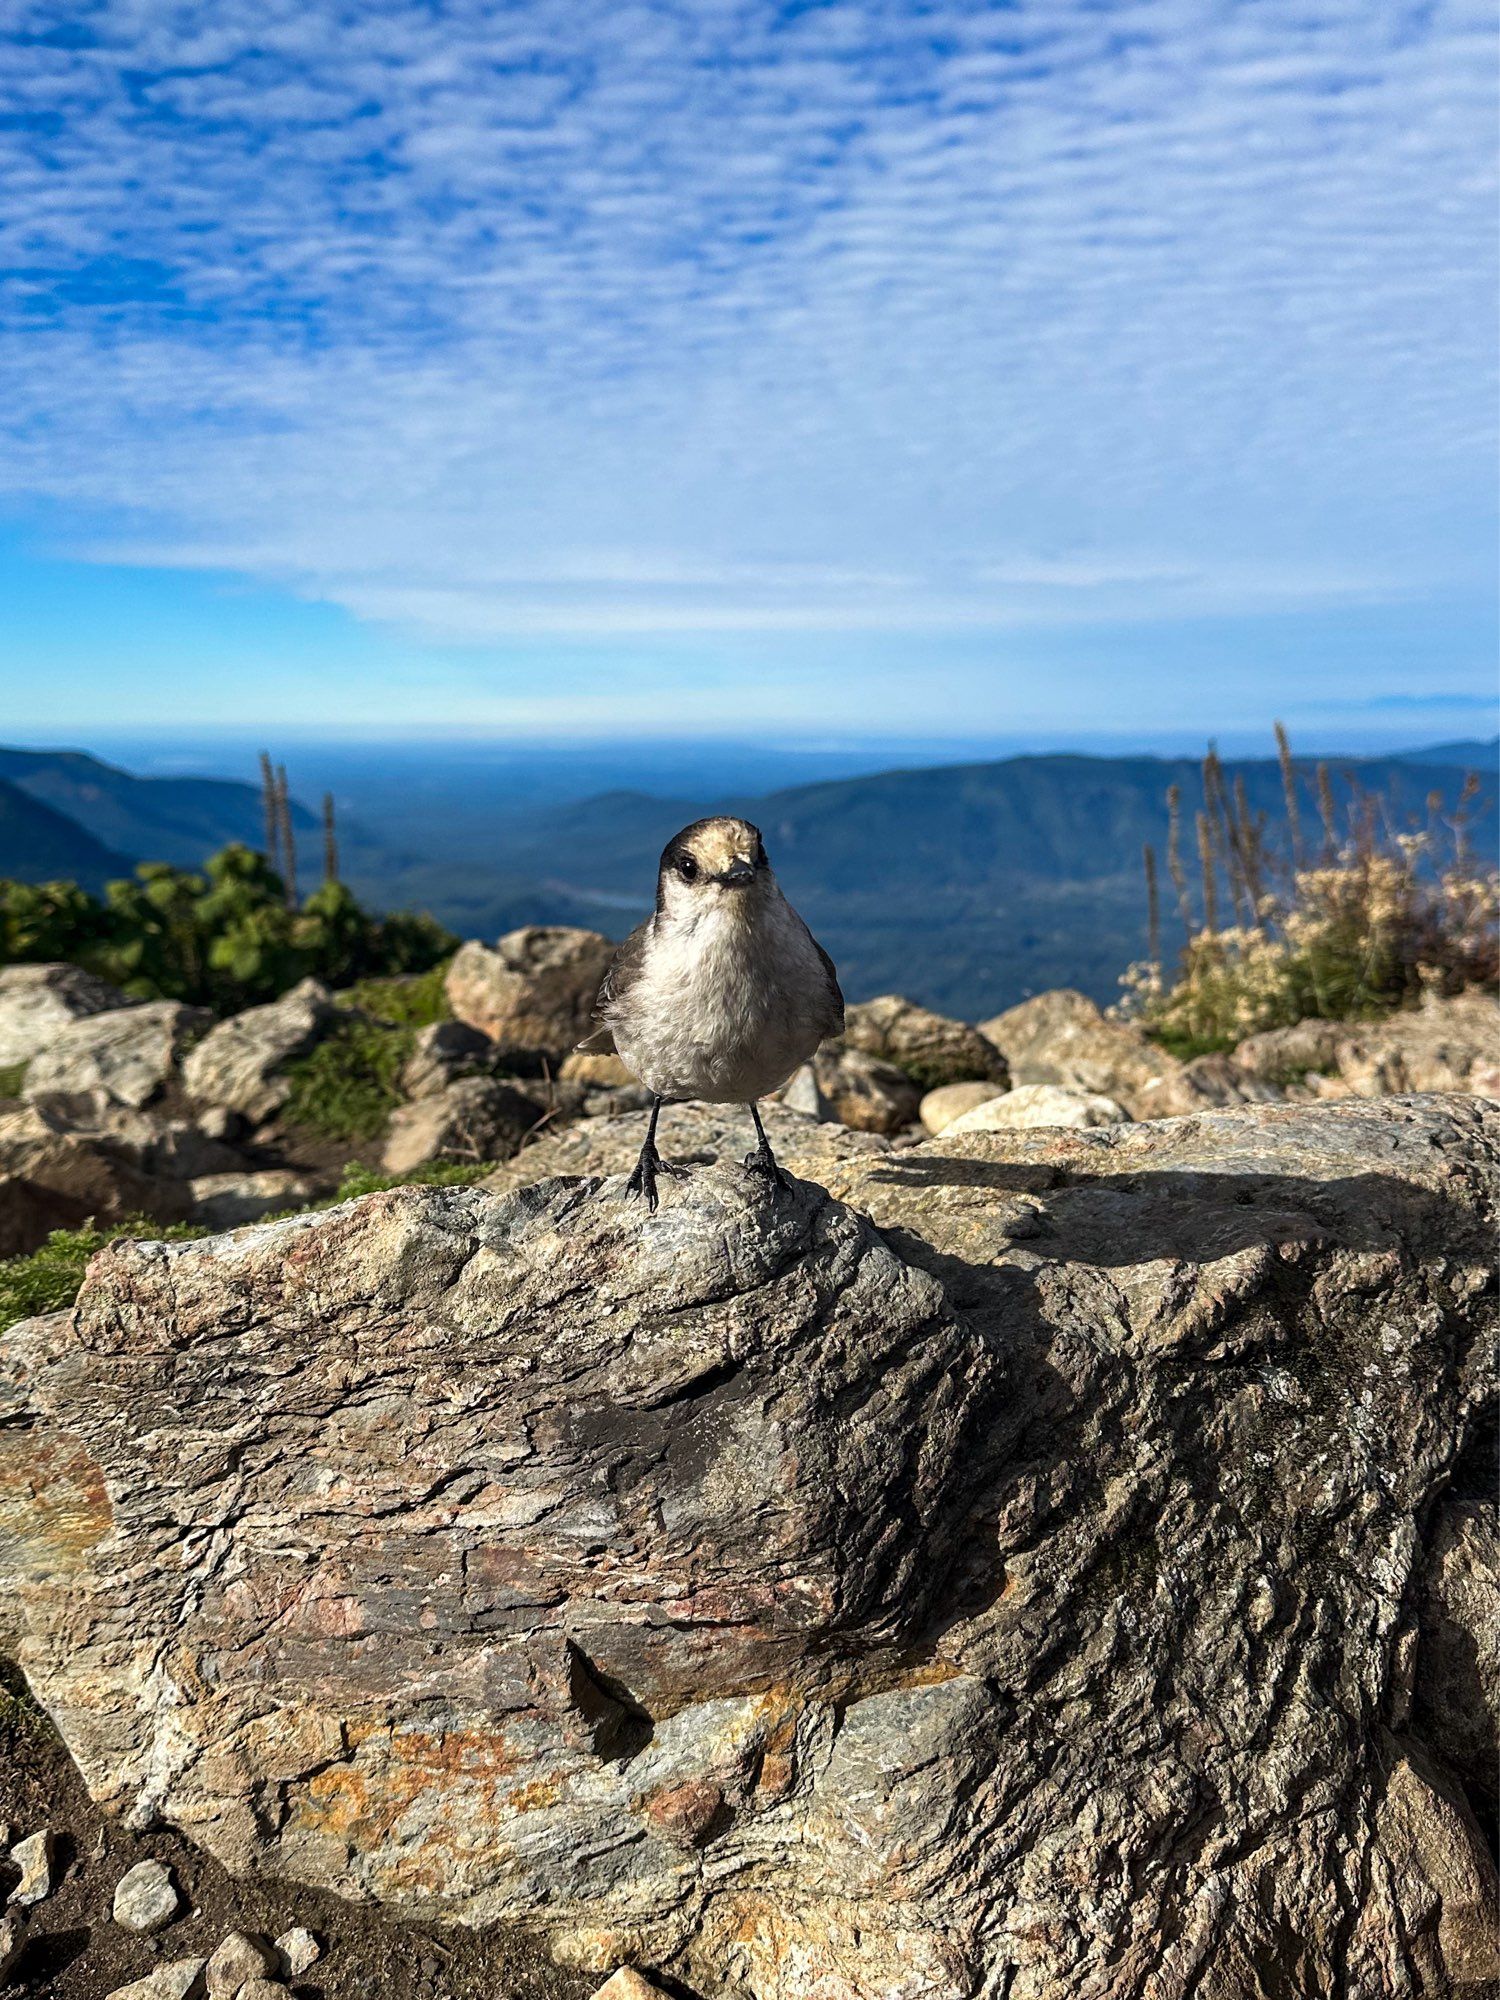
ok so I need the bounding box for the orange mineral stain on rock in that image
[0,1427,111,1569]
[295,1720,529,1851]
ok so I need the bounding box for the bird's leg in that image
[624,1097,690,1213]
[743,1100,790,1192]
[625,1095,666,1212]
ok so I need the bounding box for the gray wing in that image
[805,926,845,1037]
[575,919,653,1053]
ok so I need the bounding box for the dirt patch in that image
[0,1662,595,2000]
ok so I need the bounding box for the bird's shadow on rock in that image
[849,1146,1487,1266]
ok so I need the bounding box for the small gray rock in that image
[810,1043,922,1133]
[23,1001,211,1110]
[112,1856,182,1933]
[188,1170,316,1230]
[381,1075,542,1174]
[7,1829,57,1907]
[236,1982,290,2000]
[0,1911,28,1980]
[399,1020,496,1100]
[445,926,615,1059]
[843,994,1008,1090]
[777,1061,830,1120]
[942,1082,1127,1133]
[273,1928,320,1978]
[0,963,129,1068]
[918,1079,1007,1136]
[195,1105,247,1145]
[204,1932,277,1998]
[182,980,340,1122]
[106,1957,207,2000]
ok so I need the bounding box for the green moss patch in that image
[333,1159,499,1200]
[0,1218,208,1334]
[343,961,452,1028]
[282,1018,416,1143]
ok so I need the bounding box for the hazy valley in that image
[1,735,1493,1016]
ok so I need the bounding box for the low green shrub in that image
[0,847,456,1015]
[280,961,458,1142]
[0,1061,26,1098]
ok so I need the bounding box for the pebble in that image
[105,1956,207,2000]
[204,1931,278,1997]
[237,1982,290,2000]
[592,1973,668,1999]
[274,1927,321,1977]
[7,1830,57,1908]
[112,1857,183,1933]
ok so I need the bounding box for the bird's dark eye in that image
[677,853,698,881]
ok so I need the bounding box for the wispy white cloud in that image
[0,0,1493,651]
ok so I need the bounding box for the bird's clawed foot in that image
[742,1142,791,1194]
[624,1144,691,1213]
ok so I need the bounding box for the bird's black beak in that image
[718,860,756,887]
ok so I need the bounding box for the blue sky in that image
[1,0,1495,744]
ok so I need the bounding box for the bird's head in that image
[655,816,772,921]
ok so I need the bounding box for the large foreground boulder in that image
[0,1097,1494,2000]
[445,928,615,1059]
[1413,1490,1499,1819]
[0,963,129,1069]
[0,1169,988,1955]
[23,1000,211,1108]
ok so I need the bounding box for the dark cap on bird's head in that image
[656,816,769,909]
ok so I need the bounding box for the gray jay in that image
[581,815,844,1210]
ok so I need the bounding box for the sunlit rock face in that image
[0,1167,992,1952]
[2,1095,1496,1999]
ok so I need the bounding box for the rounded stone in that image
[919,1080,1008,1135]
[111,1857,182,1934]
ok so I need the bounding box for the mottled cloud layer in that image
[2,0,1494,642]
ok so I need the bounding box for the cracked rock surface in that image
[0,1095,1495,1999]
[0,1162,988,1982]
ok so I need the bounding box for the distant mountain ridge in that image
[1391,737,1497,769]
[0,746,319,872]
[2,737,1493,1015]
[0,774,133,889]
[464,745,1495,1012]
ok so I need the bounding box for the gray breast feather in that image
[590,895,841,1100]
